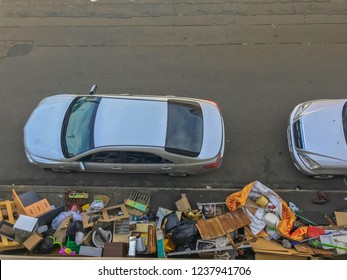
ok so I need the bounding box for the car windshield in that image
[165,99,203,157]
[62,96,101,157]
[343,101,347,144]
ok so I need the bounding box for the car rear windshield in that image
[62,96,101,157]
[165,99,203,157]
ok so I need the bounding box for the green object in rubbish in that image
[311,240,347,251]
[295,213,318,226]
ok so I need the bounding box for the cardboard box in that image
[245,227,313,260]
[22,232,43,251]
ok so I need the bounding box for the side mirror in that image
[79,161,86,171]
[89,84,98,95]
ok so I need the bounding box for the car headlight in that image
[298,154,320,169]
[294,102,311,119]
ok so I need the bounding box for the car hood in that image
[24,95,75,160]
[300,100,347,161]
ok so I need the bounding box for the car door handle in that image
[161,167,172,170]
[111,167,122,170]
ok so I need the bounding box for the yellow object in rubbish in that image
[164,238,175,253]
[64,248,72,254]
[82,204,90,212]
[256,195,269,207]
[183,209,202,220]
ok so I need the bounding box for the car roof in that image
[93,97,168,148]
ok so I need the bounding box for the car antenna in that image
[89,84,98,95]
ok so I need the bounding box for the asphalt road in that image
[1,0,347,190]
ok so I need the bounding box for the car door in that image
[78,151,123,173]
[122,151,175,173]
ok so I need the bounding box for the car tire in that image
[168,172,189,177]
[310,174,335,180]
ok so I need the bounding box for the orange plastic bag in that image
[226,181,307,242]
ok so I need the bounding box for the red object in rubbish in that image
[238,249,245,256]
[307,225,325,238]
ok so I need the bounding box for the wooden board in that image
[196,208,251,240]
[0,200,23,251]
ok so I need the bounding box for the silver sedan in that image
[287,99,347,179]
[24,87,225,176]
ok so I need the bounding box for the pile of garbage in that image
[225,181,347,259]
[0,181,346,259]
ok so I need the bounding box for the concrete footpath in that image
[1,184,347,226]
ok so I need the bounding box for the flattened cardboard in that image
[245,227,313,259]
[335,212,347,226]
[175,194,191,212]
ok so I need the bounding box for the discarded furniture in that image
[0,200,23,251]
[101,204,130,222]
[196,202,227,218]
[12,189,65,226]
[196,208,251,249]
[82,204,129,229]
[12,189,51,217]
[103,242,127,257]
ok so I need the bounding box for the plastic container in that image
[264,212,279,228]
[66,236,81,253]
[256,195,269,207]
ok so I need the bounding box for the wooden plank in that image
[5,201,15,223]
[294,243,315,254]
[196,208,251,240]
[0,200,23,251]
[12,189,26,215]
[101,204,130,222]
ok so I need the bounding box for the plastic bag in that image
[51,211,82,230]
[66,220,85,240]
[36,236,62,254]
[86,200,104,213]
[172,219,199,247]
[226,181,308,242]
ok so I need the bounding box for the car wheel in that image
[49,168,72,173]
[168,172,189,177]
[310,174,335,180]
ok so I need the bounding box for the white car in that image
[24,86,225,176]
[287,99,347,179]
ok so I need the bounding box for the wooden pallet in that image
[0,200,23,251]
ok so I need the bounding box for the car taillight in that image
[204,154,221,169]
[208,100,220,109]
